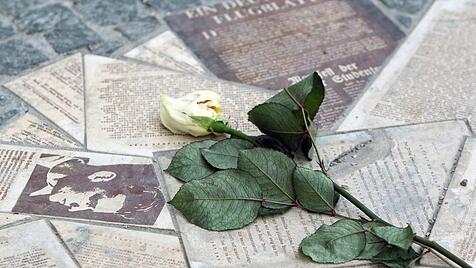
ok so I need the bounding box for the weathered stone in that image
[0,20,14,40]
[44,17,102,53]
[15,4,74,34]
[0,93,16,108]
[0,109,19,126]
[89,40,123,55]
[0,40,48,75]
[115,16,160,40]
[143,0,202,12]
[379,0,428,14]
[396,15,412,28]
[0,88,22,128]
[0,0,41,17]
[73,0,138,26]
[0,94,8,106]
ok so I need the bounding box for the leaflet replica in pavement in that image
[124,31,210,76]
[84,55,274,156]
[0,215,186,267]
[0,52,275,267]
[164,0,405,129]
[0,220,79,267]
[3,53,275,157]
[4,53,86,145]
[155,120,470,267]
[50,220,187,267]
[124,0,434,80]
[0,85,80,149]
[419,137,476,267]
[0,143,174,229]
[337,0,476,132]
[0,212,31,226]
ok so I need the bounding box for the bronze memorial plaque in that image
[165,0,404,128]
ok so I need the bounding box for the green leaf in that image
[300,219,366,264]
[201,139,254,169]
[371,246,420,268]
[357,221,387,260]
[293,167,335,213]
[300,120,317,159]
[166,140,217,182]
[372,225,414,250]
[238,148,296,209]
[254,135,294,158]
[258,206,290,216]
[266,72,325,120]
[248,102,305,152]
[169,169,262,231]
[358,224,420,267]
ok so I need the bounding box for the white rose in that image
[160,90,223,137]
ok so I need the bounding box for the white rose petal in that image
[160,90,223,137]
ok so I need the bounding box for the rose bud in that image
[160,90,224,137]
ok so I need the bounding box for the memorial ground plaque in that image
[165,0,404,128]
[337,0,476,132]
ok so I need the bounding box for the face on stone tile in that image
[12,154,165,225]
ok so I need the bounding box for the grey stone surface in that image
[73,0,139,26]
[396,15,412,28]
[380,0,429,15]
[89,40,123,56]
[0,40,49,76]
[0,88,24,128]
[15,4,74,34]
[143,0,202,13]
[44,16,102,53]
[0,108,19,126]
[0,0,201,77]
[116,16,160,40]
[0,0,41,17]
[375,0,433,31]
[0,20,14,40]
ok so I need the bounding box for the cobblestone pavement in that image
[0,0,225,79]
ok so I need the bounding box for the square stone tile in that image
[116,16,160,40]
[73,0,139,26]
[15,4,74,34]
[0,0,41,17]
[0,20,14,40]
[0,39,49,75]
[143,0,202,13]
[44,17,102,53]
